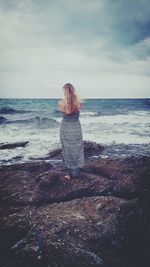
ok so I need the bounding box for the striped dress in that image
[59,111,84,176]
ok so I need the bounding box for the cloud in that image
[0,0,150,98]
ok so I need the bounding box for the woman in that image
[59,83,84,179]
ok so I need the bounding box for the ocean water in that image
[0,98,150,165]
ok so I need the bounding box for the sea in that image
[0,98,150,165]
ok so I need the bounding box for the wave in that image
[80,111,99,117]
[0,116,59,128]
[0,107,27,114]
[80,110,130,117]
[0,116,8,124]
[52,109,131,118]
[32,117,59,128]
[53,110,62,117]
[53,110,100,117]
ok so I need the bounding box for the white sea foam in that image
[80,110,150,145]
[80,111,98,117]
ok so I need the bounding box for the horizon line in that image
[0,97,150,100]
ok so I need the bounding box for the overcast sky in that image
[0,0,150,98]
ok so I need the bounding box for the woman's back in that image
[62,111,80,122]
[59,99,82,114]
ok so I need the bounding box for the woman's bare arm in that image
[79,100,84,110]
[58,100,65,112]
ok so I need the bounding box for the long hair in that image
[62,83,81,114]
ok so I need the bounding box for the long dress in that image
[59,111,84,177]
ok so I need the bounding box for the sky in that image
[0,0,150,98]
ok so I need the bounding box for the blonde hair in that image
[61,83,82,114]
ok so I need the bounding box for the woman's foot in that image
[64,174,71,180]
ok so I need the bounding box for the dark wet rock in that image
[48,148,62,158]
[0,141,29,150]
[83,140,104,158]
[34,170,118,206]
[0,153,150,266]
[83,157,150,200]
[0,156,24,165]
[0,161,53,206]
[0,197,146,267]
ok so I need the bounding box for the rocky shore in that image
[0,141,150,267]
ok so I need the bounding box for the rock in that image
[48,148,62,158]
[83,141,104,158]
[0,161,53,205]
[0,154,150,266]
[35,171,113,205]
[0,141,29,150]
[83,157,150,200]
[0,197,146,267]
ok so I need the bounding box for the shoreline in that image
[0,140,150,166]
